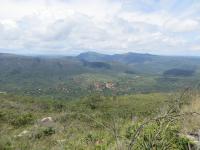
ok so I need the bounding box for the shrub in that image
[10,113,35,127]
[32,127,56,139]
[84,133,106,149]
[126,118,192,150]
[85,133,98,144]
[0,111,6,121]
[43,127,56,136]
[176,136,192,150]
[53,102,66,112]
[87,94,103,110]
[0,136,12,150]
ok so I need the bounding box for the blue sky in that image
[0,0,200,55]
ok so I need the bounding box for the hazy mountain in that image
[77,52,110,62]
[1,51,200,98]
[77,52,154,63]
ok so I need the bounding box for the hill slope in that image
[0,52,200,98]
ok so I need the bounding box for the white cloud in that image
[0,0,199,55]
[191,45,200,51]
[164,18,199,32]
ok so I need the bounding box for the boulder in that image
[17,130,29,137]
[57,139,66,143]
[41,117,53,123]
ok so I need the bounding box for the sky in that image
[0,0,200,56]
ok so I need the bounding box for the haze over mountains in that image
[0,51,199,98]
[0,51,198,75]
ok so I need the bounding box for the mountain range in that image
[0,51,200,98]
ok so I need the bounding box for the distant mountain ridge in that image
[0,51,200,98]
[77,51,155,63]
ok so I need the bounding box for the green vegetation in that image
[0,91,199,150]
[1,52,200,149]
[1,52,200,99]
[163,68,195,77]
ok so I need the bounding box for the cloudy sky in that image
[0,0,200,55]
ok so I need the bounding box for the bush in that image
[176,136,192,150]
[84,133,107,149]
[10,113,35,127]
[32,127,56,139]
[87,94,103,110]
[0,111,6,121]
[0,136,12,150]
[126,119,192,150]
[85,133,98,144]
[53,102,66,112]
[43,127,56,136]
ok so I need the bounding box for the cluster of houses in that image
[94,81,115,91]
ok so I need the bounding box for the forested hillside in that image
[0,52,200,99]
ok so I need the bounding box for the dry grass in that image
[181,95,200,133]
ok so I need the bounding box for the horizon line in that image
[0,51,200,58]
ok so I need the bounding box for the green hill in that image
[0,52,200,98]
